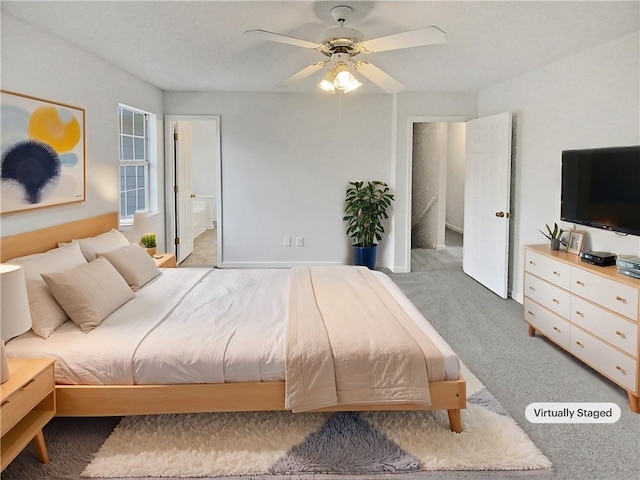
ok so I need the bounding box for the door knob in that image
[495,211,505,217]
[190,194,196,198]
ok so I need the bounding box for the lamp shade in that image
[1,264,32,340]
[133,210,159,238]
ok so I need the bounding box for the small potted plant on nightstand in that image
[140,233,157,256]
[539,223,563,251]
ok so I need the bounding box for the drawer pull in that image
[529,261,536,266]
[575,310,584,317]
[19,378,35,391]
[528,286,536,291]
[552,298,560,304]
[615,331,626,339]
[615,366,627,375]
[527,311,535,316]
[0,400,9,408]
[575,280,585,286]
[553,271,560,276]
[615,296,627,304]
[575,341,584,347]
[553,326,561,332]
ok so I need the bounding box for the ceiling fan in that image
[246,5,446,94]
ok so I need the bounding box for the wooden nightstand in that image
[153,253,177,268]
[0,357,55,471]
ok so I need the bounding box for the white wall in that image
[1,14,166,249]
[445,122,466,232]
[412,122,445,249]
[479,32,640,303]
[164,92,395,268]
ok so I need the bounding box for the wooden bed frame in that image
[1,213,466,432]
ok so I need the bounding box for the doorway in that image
[164,115,221,267]
[410,120,466,262]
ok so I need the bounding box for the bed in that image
[1,213,466,432]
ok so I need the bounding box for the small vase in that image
[550,239,560,251]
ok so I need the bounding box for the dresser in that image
[523,244,639,413]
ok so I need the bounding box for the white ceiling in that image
[2,1,639,94]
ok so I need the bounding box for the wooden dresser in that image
[523,244,639,412]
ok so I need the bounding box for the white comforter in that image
[6,268,459,386]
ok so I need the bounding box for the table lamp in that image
[1,264,33,383]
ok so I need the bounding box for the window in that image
[119,106,149,226]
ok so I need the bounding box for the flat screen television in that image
[561,145,640,237]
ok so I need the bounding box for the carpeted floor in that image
[4,241,639,479]
[179,228,217,267]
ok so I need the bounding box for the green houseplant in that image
[140,233,157,256]
[343,181,394,269]
[539,223,563,251]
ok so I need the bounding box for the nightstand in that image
[1,357,55,471]
[153,253,177,268]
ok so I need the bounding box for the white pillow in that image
[7,242,88,338]
[73,229,130,261]
[41,257,135,333]
[99,244,161,291]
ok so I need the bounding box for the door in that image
[174,121,194,263]
[462,112,512,298]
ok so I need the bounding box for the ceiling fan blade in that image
[246,29,320,50]
[361,26,446,53]
[354,61,405,94]
[279,62,327,88]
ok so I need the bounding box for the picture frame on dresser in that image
[566,230,585,254]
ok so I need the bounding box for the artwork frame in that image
[1,90,85,214]
[567,230,585,255]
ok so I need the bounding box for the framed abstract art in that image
[1,90,85,214]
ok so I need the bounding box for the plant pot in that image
[550,239,560,251]
[354,244,377,270]
[145,247,157,256]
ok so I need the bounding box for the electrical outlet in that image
[283,236,291,247]
[296,236,304,247]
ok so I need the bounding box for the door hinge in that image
[174,133,179,141]
[175,237,180,245]
[173,186,179,193]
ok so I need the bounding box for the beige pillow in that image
[7,242,88,338]
[41,257,135,333]
[73,229,130,261]
[99,244,161,291]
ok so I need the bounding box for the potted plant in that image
[343,181,394,269]
[539,223,563,251]
[140,233,157,256]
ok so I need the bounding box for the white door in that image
[174,121,194,263]
[462,112,512,298]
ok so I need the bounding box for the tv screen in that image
[561,146,640,236]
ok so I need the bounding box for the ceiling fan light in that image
[341,77,362,93]
[318,78,336,93]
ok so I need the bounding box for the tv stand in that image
[524,244,639,413]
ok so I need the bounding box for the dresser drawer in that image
[524,298,571,349]
[570,327,637,392]
[571,297,638,357]
[524,273,571,319]
[0,363,54,436]
[525,250,572,290]
[571,268,638,321]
